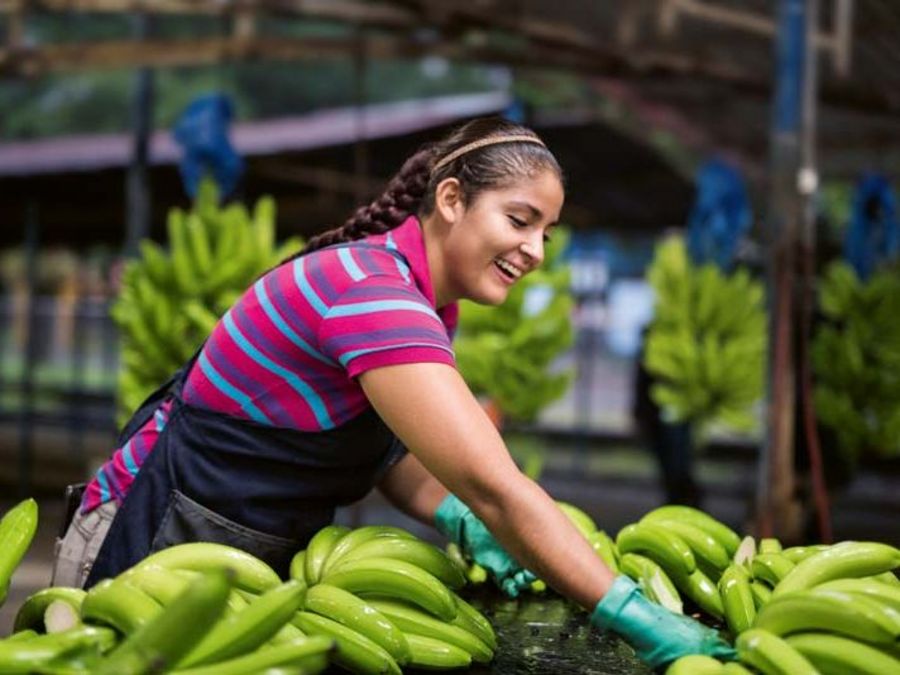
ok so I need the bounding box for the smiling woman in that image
[56,116,733,671]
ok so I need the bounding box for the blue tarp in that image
[173,94,244,200]
[843,173,900,280]
[686,159,752,271]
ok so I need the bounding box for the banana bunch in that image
[2,541,333,674]
[644,236,766,433]
[0,498,38,608]
[656,512,900,675]
[812,261,900,462]
[289,523,497,673]
[113,178,304,422]
[454,227,574,423]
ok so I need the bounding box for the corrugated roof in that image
[0,91,511,177]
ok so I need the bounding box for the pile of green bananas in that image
[584,504,900,675]
[454,227,574,422]
[644,236,766,433]
[6,542,332,674]
[812,261,900,461]
[290,524,496,673]
[112,179,303,422]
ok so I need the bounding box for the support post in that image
[756,0,820,541]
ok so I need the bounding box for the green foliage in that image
[812,262,900,461]
[643,236,766,434]
[454,229,575,422]
[112,178,303,422]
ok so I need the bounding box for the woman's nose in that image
[519,238,544,266]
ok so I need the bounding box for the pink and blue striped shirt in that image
[83,216,458,513]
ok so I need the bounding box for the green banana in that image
[781,545,829,564]
[618,552,682,614]
[289,550,306,583]
[670,568,724,620]
[292,610,401,675]
[754,588,899,644]
[303,584,410,665]
[736,628,818,675]
[772,541,900,598]
[641,505,741,556]
[588,530,619,573]
[368,598,493,663]
[750,581,772,610]
[136,542,281,594]
[718,564,756,635]
[0,625,117,673]
[448,591,497,650]
[93,569,232,675]
[14,587,86,632]
[758,538,783,554]
[721,663,754,675]
[331,537,465,589]
[750,553,795,588]
[0,498,39,607]
[168,209,199,294]
[616,522,696,577]
[664,654,724,674]
[118,563,191,606]
[304,525,350,586]
[403,633,472,670]
[872,571,900,587]
[786,631,900,675]
[186,213,214,276]
[321,556,458,622]
[171,635,333,675]
[659,520,731,575]
[556,501,597,537]
[812,577,900,612]
[179,579,307,667]
[81,578,163,635]
[322,526,417,577]
[6,629,38,642]
[267,618,306,646]
[773,541,900,597]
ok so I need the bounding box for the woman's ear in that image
[434,178,464,225]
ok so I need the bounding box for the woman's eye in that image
[508,215,527,228]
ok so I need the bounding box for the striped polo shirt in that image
[82,215,458,513]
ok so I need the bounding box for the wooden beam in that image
[0,0,416,27]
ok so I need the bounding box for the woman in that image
[53,117,732,668]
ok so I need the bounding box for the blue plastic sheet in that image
[172,93,244,199]
[843,173,900,280]
[686,159,752,271]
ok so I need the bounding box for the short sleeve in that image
[318,275,456,378]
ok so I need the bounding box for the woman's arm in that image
[359,361,615,611]
[377,452,449,526]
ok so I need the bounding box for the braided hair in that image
[286,116,562,261]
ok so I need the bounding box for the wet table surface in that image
[326,588,655,675]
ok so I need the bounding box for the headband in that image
[431,135,546,173]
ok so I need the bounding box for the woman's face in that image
[438,168,564,306]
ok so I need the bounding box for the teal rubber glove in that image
[434,493,536,597]
[591,576,736,669]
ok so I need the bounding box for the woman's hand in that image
[591,576,736,668]
[435,493,536,596]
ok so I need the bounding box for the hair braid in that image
[295,147,435,257]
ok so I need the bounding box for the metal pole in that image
[124,12,154,257]
[757,0,819,540]
[18,200,39,498]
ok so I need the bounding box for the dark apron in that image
[86,248,411,587]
